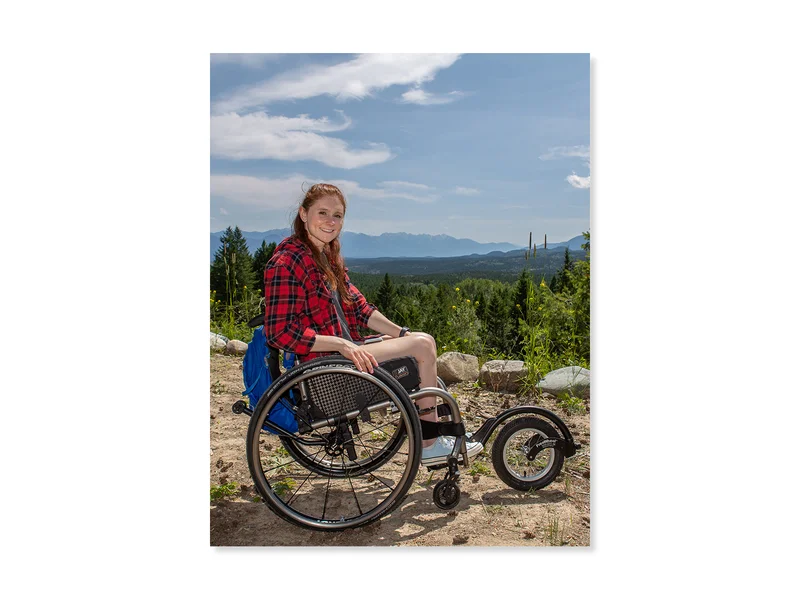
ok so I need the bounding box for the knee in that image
[411,334,437,361]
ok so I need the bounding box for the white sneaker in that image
[420,436,484,466]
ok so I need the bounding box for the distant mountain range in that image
[345,242,586,279]
[210,229,529,261]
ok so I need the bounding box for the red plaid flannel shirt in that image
[263,236,377,359]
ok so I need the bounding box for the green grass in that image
[557,394,587,415]
[273,478,296,498]
[468,460,492,477]
[210,482,238,502]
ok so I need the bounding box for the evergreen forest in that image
[211,226,590,386]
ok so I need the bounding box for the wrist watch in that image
[398,326,410,337]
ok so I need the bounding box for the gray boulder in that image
[479,360,528,393]
[210,332,228,351]
[224,339,249,355]
[437,352,480,384]
[536,366,590,398]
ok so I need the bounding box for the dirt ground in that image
[210,352,591,546]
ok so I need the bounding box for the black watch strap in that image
[399,326,410,337]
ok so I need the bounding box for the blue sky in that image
[210,53,589,246]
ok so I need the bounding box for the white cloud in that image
[454,186,479,195]
[400,87,465,105]
[541,145,591,189]
[211,174,310,207]
[210,54,281,68]
[210,111,393,168]
[332,179,439,204]
[567,174,591,189]
[211,175,441,207]
[212,53,461,114]
[219,207,228,215]
[539,145,590,160]
[379,181,433,191]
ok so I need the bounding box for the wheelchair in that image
[231,340,581,532]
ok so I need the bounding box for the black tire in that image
[247,357,421,531]
[433,480,461,509]
[491,417,564,491]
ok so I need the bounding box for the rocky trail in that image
[210,353,591,546]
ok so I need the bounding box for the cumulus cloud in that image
[400,87,465,105]
[210,111,393,168]
[211,174,311,208]
[211,174,439,206]
[454,187,479,195]
[210,54,281,68]
[212,53,461,114]
[540,145,591,189]
[566,174,591,189]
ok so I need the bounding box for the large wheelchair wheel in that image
[247,357,422,531]
[492,417,564,491]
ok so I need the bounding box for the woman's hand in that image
[338,340,379,373]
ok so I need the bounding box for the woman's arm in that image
[366,310,403,338]
[309,334,379,373]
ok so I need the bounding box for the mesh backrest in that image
[305,370,391,419]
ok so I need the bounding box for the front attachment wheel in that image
[492,417,565,491]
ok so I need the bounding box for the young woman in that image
[263,183,482,465]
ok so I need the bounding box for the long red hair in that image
[292,183,353,304]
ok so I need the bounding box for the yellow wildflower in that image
[466,299,471,303]
[452,305,457,310]
[243,285,247,289]
[516,303,521,308]
[455,287,460,292]
[540,281,546,288]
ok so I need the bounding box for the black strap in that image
[328,286,354,342]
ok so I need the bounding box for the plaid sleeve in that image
[264,263,317,355]
[346,272,377,329]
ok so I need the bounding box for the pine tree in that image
[474,291,487,322]
[483,291,510,353]
[252,241,277,292]
[375,273,397,321]
[210,226,256,304]
[512,269,531,353]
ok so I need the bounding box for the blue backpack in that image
[242,326,299,435]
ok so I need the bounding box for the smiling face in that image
[300,194,345,251]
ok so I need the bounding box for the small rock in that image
[523,530,535,539]
[447,510,457,517]
[437,352,480,384]
[452,535,469,545]
[472,475,480,483]
[224,339,249,355]
[536,366,590,398]
[219,475,229,485]
[583,469,590,479]
[479,360,528,393]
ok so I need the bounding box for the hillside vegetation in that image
[210,227,590,383]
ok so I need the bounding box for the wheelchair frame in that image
[232,350,580,532]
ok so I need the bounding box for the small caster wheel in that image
[433,480,461,510]
[232,400,247,414]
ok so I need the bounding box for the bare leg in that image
[360,332,439,447]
